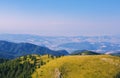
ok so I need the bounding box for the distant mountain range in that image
[0,40,68,59]
[105,51,120,56]
[59,42,120,53]
[0,34,120,53]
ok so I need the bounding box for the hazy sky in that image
[0,0,120,36]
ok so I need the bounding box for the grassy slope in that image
[32,55,120,78]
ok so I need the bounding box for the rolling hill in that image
[71,50,101,55]
[0,54,120,78]
[0,40,68,59]
[32,55,120,78]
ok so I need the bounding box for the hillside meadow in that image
[0,54,120,78]
[32,55,120,78]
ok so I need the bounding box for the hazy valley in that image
[0,34,120,53]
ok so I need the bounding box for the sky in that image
[0,0,120,36]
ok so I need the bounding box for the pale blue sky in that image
[0,0,120,36]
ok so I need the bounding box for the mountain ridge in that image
[71,50,101,55]
[0,40,69,59]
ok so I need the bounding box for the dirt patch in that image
[54,68,62,78]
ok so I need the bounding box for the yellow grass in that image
[32,55,120,78]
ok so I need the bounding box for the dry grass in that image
[32,55,120,78]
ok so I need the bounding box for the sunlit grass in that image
[32,55,120,78]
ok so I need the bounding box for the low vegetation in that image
[0,54,120,78]
[0,58,9,63]
[32,55,120,78]
[0,54,58,78]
